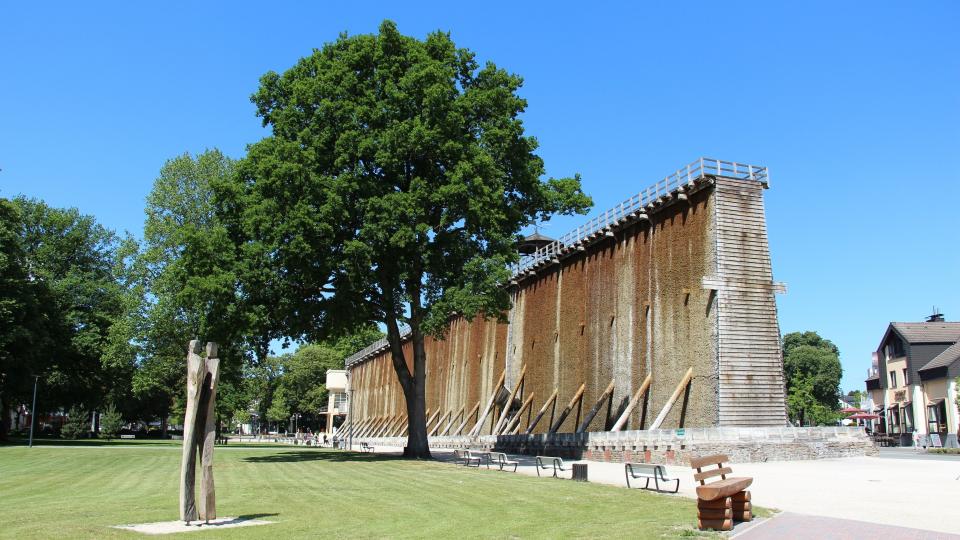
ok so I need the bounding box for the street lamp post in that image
[28,375,39,448]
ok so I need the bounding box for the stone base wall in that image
[353,426,878,464]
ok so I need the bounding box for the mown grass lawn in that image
[0,442,724,539]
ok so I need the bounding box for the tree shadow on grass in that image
[242,450,401,463]
[236,513,279,520]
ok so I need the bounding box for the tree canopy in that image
[216,20,591,457]
[783,331,843,426]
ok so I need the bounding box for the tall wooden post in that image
[179,340,220,524]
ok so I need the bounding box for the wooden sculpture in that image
[179,340,220,524]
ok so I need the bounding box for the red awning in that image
[841,407,862,414]
[849,413,880,420]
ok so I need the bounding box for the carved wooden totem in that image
[179,340,220,524]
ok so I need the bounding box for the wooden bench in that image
[690,454,753,531]
[624,463,679,493]
[488,452,519,472]
[535,456,567,478]
[359,442,375,453]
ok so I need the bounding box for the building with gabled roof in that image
[866,312,960,447]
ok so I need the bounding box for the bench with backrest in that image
[624,463,679,493]
[488,452,519,472]
[689,454,753,531]
[359,442,375,453]
[461,449,484,467]
[535,456,568,478]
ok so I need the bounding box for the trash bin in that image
[572,463,588,482]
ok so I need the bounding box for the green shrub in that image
[99,404,123,440]
[60,407,89,439]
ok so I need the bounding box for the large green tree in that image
[217,21,590,457]
[783,331,843,426]
[9,198,127,421]
[132,150,247,433]
[0,198,55,439]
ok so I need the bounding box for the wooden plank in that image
[441,406,464,436]
[548,383,586,434]
[696,498,732,510]
[649,367,693,429]
[689,454,728,469]
[611,374,652,431]
[492,365,527,435]
[576,379,616,433]
[469,369,506,437]
[694,467,732,482]
[504,393,536,435]
[429,411,450,437]
[695,478,753,500]
[453,401,480,436]
[697,518,732,531]
[424,408,441,435]
[524,388,559,435]
[697,508,733,520]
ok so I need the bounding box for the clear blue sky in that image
[2,2,957,392]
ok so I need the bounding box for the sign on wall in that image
[894,390,907,402]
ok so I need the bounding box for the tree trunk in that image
[386,317,430,459]
[0,393,9,441]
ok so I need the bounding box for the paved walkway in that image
[731,513,960,540]
[366,445,960,536]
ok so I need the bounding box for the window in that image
[927,404,939,434]
[928,401,948,434]
[903,368,909,386]
[889,407,901,434]
[892,337,905,357]
[902,405,914,432]
[889,370,898,388]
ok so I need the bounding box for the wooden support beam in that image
[505,393,536,435]
[391,416,408,437]
[441,406,464,436]
[469,369,506,437]
[424,408,441,435]
[576,379,616,433]
[429,410,451,437]
[611,374,652,431]
[375,415,397,437]
[374,416,394,437]
[548,383,586,434]
[492,366,527,435]
[650,367,694,429]
[361,416,385,438]
[524,388,558,435]
[369,415,389,438]
[454,401,480,436]
[389,415,407,437]
[350,417,370,437]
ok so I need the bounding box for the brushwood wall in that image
[347,175,788,436]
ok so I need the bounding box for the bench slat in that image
[694,467,732,483]
[695,477,753,501]
[689,454,728,469]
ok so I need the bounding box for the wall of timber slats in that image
[713,178,788,426]
[348,179,787,434]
